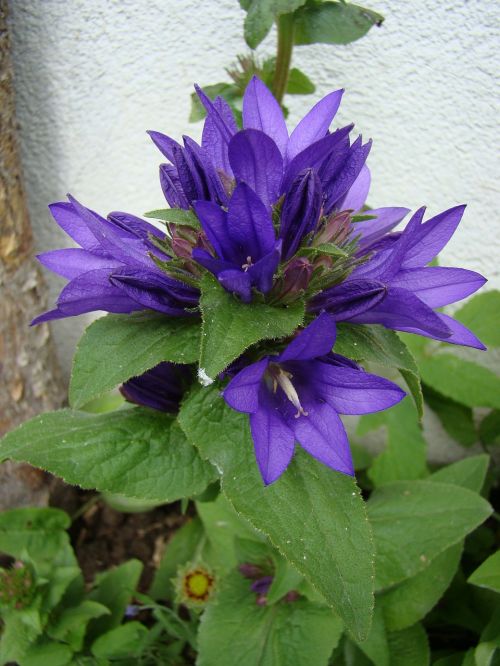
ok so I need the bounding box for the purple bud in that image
[274,257,313,303]
[238,563,263,579]
[314,210,352,246]
[283,590,300,603]
[280,170,322,260]
[250,576,273,595]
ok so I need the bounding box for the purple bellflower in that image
[32,196,199,324]
[223,313,405,485]
[311,206,487,349]
[120,362,194,413]
[192,183,282,302]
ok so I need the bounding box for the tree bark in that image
[0,0,65,508]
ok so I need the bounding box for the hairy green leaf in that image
[0,409,217,502]
[144,207,201,228]
[294,1,384,46]
[199,274,304,379]
[69,312,200,409]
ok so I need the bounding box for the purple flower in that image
[192,183,282,302]
[311,206,487,349]
[120,362,194,413]
[32,196,199,324]
[150,77,370,217]
[223,313,405,484]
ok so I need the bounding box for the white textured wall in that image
[9,0,500,376]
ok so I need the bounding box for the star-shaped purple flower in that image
[32,196,199,324]
[223,312,405,485]
[192,182,282,302]
[311,206,487,348]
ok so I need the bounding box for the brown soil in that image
[50,481,189,592]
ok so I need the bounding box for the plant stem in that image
[272,13,295,105]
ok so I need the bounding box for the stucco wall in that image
[9,0,500,380]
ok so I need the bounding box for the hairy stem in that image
[272,13,295,105]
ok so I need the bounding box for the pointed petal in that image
[110,268,196,316]
[292,401,354,476]
[350,286,452,338]
[48,202,102,252]
[398,313,486,350]
[250,395,296,485]
[159,164,189,209]
[287,89,344,162]
[223,358,269,413]
[57,268,141,317]
[278,312,336,362]
[338,165,371,213]
[218,269,252,302]
[228,129,283,208]
[183,135,228,205]
[248,240,282,294]
[195,84,237,146]
[280,169,322,260]
[31,307,67,326]
[402,205,466,268]
[309,279,387,319]
[202,95,238,175]
[242,76,288,156]
[191,248,236,276]
[391,266,486,308]
[147,130,181,162]
[37,249,121,280]
[107,211,163,241]
[227,182,276,260]
[324,136,372,211]
[193,201,233,260]
[281,125,353,194]
[309,361,405,415]
[354,206,410,249]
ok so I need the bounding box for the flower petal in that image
[223,357,269,413]
[191,248,236,276]
[280,169,322,260]
[218,269,252,303]
[193,201,233,260]
[324,136,372,212]
[48,202,102,252]
[354,206,410,249]
[147,130,181,162]
[202,95,238,175]
[248,240,282,294]
[350,286,452,338]
[398,313,486,350]
[250,393,296,485]
[286,89,344,162]
[160,164,189,209]
[228,129,283,209]
[37,249,121,280]
[338,165,371,213]
[402,205,466,268]
[242,76,288,156]
[59,269,141,317]
[391,266,486,308]
[227,183,276,260]
[309,279,387,320]
[309,361,406,415]
[292,401,354,476]
[278,312,336,362]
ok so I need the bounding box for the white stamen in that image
[242,256,253,271]
[271,365,308,418]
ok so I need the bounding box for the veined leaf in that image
[294,1,384,46]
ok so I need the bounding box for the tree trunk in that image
[0,0,65,508]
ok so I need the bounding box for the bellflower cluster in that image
[33,75,486,485]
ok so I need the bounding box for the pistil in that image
[268,364,308,418]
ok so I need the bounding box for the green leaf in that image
[47,601,110,651]
[379,543,462,631]
[22,641,74,666]
[368,480,492,590]
[417,354,500,409]
[480,410,500,447]
[241,0,308,49]
[0,408,217,502]
[92,622,148,659]
[86,560,142,641]
[197,571,343,666]
[286,67,316,94]
[149,517,204,600]
[366,397,428,487]
[294,1,384,46]
[199,274,305,379]
[387,623,430,666]
[179,385,375,640]
[144,207,201,228]
[430,455,490,493]
[455,290,500,347]
[69,312,200,409]
[423,385,477,446]
[351,605,389,666]
[468,551,500,593]
[335,323,423,417]
[266,556,304,604]
[0,609,43,664]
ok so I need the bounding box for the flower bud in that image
[280,170,322,260]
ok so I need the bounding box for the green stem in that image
[272,13,295,105]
